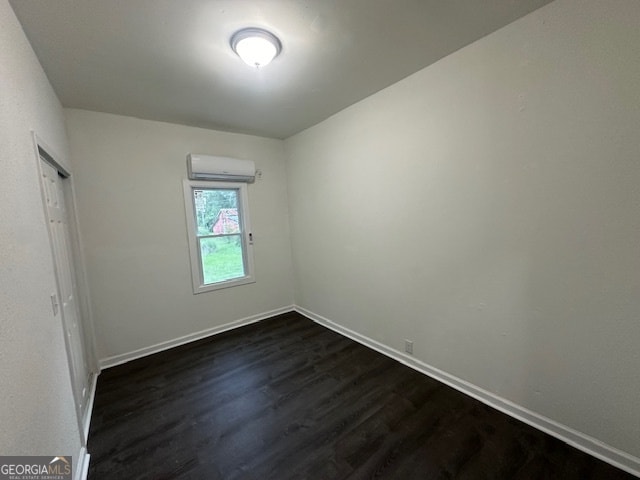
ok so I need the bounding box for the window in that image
[183,180,255,293]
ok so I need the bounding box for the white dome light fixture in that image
[231,28,282,68]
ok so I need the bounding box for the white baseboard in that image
[294,305,640,478]
[99,306,295,369]
[75,446,90,480]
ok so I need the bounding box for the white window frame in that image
[183,179,255,294]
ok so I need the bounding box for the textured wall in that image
[0,0,82,475]
[65,110,294,360]
[285,0,640,462]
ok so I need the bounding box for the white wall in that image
[285,0,640,465]
[65,110,294,361]
[0,0,82,475]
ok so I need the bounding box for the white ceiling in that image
[10,0,552,139]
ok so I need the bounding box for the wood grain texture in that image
[88,312,635,479]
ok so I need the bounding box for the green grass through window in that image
[201,236,245,284]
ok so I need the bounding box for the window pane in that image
[193,189,240,236]
[184,180,254,293]
[200,235,245,284]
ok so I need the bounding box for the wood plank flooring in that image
[87,312,636,479]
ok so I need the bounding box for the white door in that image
[40,157,90,427]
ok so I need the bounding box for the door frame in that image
[32,132,99,443]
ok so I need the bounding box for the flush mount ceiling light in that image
[230,28,282,68]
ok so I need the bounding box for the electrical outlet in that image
[404,339,413,355]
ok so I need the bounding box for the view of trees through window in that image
[193,188,245,284]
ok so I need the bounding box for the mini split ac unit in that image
[187,153,256,182]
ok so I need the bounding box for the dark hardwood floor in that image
[88,312,635,479]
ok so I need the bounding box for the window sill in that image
[192,275,255,294]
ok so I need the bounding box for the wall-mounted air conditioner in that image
[187,153,256,182]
